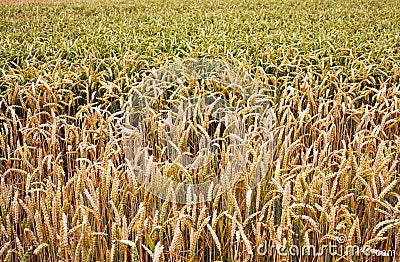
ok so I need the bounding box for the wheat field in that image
[0,0,400,261]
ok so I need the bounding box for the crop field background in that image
[0,0,400,261]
